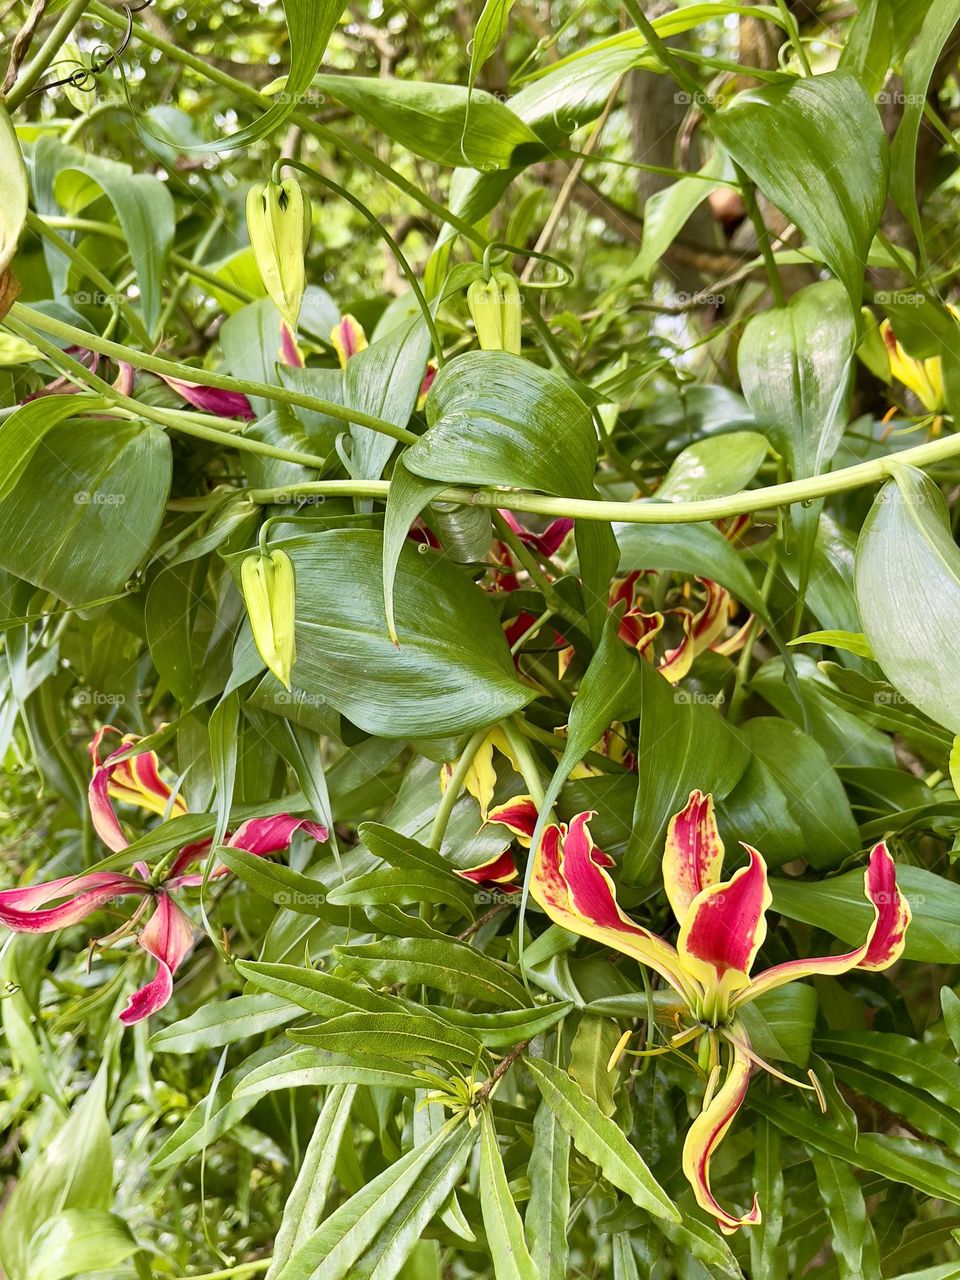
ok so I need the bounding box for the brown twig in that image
[3,0,48,95]
[475,1038,532,1103]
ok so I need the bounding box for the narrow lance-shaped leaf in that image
[479,1108,540,1280]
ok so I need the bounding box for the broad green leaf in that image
[0,418,170,605]
[359,822,458,877]
[525,1058,678,1222]
[381,458,446,644]
[0,396,85,503]
[738,718,860,866]
[840,0,893,94]
[24,1210,139,1280]
[469,0,517,97]
[479,1108,540,1280]
[291,1011,488,1067]
[738,281,856,481]
[569,1015,621,1117]
[0,1070,112,1280]
[326,867,476,920]
[237,959,395,1017]
[654,430,768,503]
[236,1048,425,1097]
[942,987,960,1055]
[525,1100,570,1280]
[145,560,207,708]
[344,315,431,481]
[712,71,887,307]
[629,149,734,282]
[855,466,960,734]
[273,1119,476,1280]
[313,75,545,169]
[149,994,298,1053]
[890,0,960,246]
[48,140,176,335]
[0,107,27,275]
[266,1086,357,1280]
[218,846,354,926]
[809,1152,879,1280]
[772,864,960,963]
[335,937,529,1008]
[231,528,531,738]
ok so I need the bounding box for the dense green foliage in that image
[3,0,960,1276]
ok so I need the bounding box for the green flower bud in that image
[245,178,310,331]
[467,271,522,354]
[241,548,297,690]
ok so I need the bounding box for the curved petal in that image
[227,815,328,854]
[531,813,694,1001]
[677,846,770,1012]
[88,727,187,850]
[120,893,195,1024]
[662,790,725,928]
[738,842,910,1007]
[0,872,145,933]
[458,849,519,887]
[682,1040,761,1234]
[486,795,538,846]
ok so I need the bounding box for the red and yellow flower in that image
[0,728,327,1024]
[529,790,910,1232]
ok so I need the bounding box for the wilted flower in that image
[246,177,310,332]
[241,548,297,690]
[0,728,327,1023]
[878,319,945,414]
[529,790,910,1232]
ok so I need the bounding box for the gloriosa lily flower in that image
[529,790,910,1233]
[879,319,945,414]
[0,728,326,1024]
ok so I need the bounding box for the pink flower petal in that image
[119,892,196,1024]
[160,375,255,420]
[0,871,145,932]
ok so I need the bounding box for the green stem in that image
[4,0,89,110]
[176,1262,269,1280]
[621,0,712,112]
[9,303,417,444]
[734,168,786,307]
[245,424,959,523]
[728,541,779,721]
[279,158,445,368]
[502,719,547,809]
[427,726,489,850]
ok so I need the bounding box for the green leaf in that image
[359,822,458,877]
[808,1151,879,1280]
[273,1119,477,1280]
[218,846,354,926]
[855,466,960,734]
[0,418,171,605]
[750,1118,786,1280]
[313,75,545,169]
[232,528,531,738]
[326,868,476,920]
[235,1048,425,1098]
[266,1085,357,1280]
[381,458,446,645]
[568,1015,621,1118]
[469,0,517,96]
[0,106,27,274]
[23,1210,139,1280]
[942,986,960,1055]
[149,994,298,1053]
[335,937,530,1008]
[479,1108,540,1280]
[525,1100,570,1280]
[525,1058,678,1222]
[237,959,395,1017]
[655,430,769,503]
[790,629,874,658]
[738,280,856,481]
[0,396,87,503]
[48,140,177,335]
[426,1002,573,1048]
[712,71,887,307]
[739,983,818,1069]
[772,864,960,963]
[290,1012,488,1067]
[0,1070,112,1280]
[344,315,431,481]
[628,149,734,282]
[890,0,960,247]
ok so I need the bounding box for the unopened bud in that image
[241,549,297,690]
[467,271,522,354]
[245,178,310,331]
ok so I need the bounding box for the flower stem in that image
[427,726,489,850]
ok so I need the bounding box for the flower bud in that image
[241,549,297,690]
[245,178,310,331]
[467,271,521,354]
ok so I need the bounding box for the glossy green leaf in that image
[568,1014,620,1118]
[313,75,545,169]
[809,1151,879,1280]
[525,1100,570,1280]
[291,1011,488,1066]
[149,994,298,1052]
[0,395,86,503]
[24,1210,139,1280]
[469,0,517,98]
[237,959,394,1016]
[712,71,887,306]
[0,418,170,605]
[525,1058,678,1222]
[855,466,960,734]
[335,937,529,1008]
[655,430,768,503]
[629,149,733,282]
[217,846,354,925]
[344,315,431,481]
[235,1048,425,1097]
[326,867,476,920]
[615,519,766,617]
[235,528,531,737]
[479,1107,540,1280]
